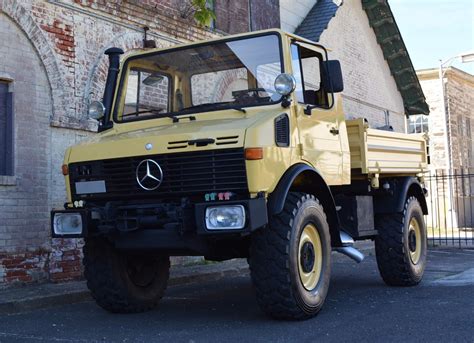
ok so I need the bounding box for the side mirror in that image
[143,73,165,86]
[322,60,344,93]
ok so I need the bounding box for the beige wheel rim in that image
[408,217,422,264]
[298,223,323,291]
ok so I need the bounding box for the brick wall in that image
[214,0,250,34]
[0,0,271,287]
[250,0,280,31]
[417,72,445,170]
[446,69,474,170]
[418,68,474,171]
[0,11,53,284]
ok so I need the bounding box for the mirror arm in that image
[304,104,317,115]
[281,96,292,108]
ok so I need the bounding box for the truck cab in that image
[52,30,428,319]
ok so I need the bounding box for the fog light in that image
[205,205,245,230]
[53,213,83,236]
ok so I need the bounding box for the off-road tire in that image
[375,196,427,286]
[83,238,170,313]
[249,192,331,320]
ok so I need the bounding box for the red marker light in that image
[61,164,69,176]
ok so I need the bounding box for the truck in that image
[51,29,429,320]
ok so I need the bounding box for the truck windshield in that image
[114,33,283,122]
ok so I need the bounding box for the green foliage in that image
[192,0,216,27]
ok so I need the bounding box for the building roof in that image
[295,0,430,116]
[295,0,339,42]
[417,67,474,86]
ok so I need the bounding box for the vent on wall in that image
[275,114,290,147]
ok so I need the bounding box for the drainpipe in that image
[438,61,456,228]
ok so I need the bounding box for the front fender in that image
[268,163,343,247]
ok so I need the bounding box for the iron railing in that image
[426,169,474,247]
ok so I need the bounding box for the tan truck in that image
[51,29,428,319]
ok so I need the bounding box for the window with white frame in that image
[408,115,429,134]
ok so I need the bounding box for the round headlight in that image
[88,100,105,120]
[274,73,297,96]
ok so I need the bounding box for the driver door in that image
[291,43,345,185]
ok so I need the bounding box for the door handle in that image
[330,127,339,135]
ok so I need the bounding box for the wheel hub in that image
[126,256,158,288]
[298,224,323,291]
[408,217,422,265]
[300,242,315,273]
[408,230,417,252]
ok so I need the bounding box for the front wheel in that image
[375,196,427,286]
[83,238,170,313]
[249,192,331,320]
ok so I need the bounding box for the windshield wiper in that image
[181,102,247,114]
[122,109,183,122]
[228,105,246,113]
[121,109,164,118]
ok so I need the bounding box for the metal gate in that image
[426,169,474,247]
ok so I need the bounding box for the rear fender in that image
[374,177,428,215]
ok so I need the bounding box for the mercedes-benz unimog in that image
[51,29,429,320]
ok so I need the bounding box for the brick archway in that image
[0,0,67,122]
[82,31,143,120]
[83,32,178,121]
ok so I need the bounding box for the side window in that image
[123,68,170,120]
[301,57,321,92]
[291,44,329,108]
[290,44,304,103]
[0,80,13,176]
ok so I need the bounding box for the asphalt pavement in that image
[0,248,473,343]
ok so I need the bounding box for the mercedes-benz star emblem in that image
[136,159,163,191]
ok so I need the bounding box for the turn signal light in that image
[245,148,263,160]
[62,164,69,176]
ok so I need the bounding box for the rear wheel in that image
[375,196,427,286]
[249,192,331,320]
[83,238,170,313]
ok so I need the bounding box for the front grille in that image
[69,148,248,201]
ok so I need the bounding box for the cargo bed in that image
[347,118,428,175]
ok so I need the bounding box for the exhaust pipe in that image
[334,246,365,263]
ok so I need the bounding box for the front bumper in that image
[50,197,268,239]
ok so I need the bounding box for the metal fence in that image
[426,170,474,247]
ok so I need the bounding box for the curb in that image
[0,259,249,315]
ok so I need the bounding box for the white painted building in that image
[281,0,429,132]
